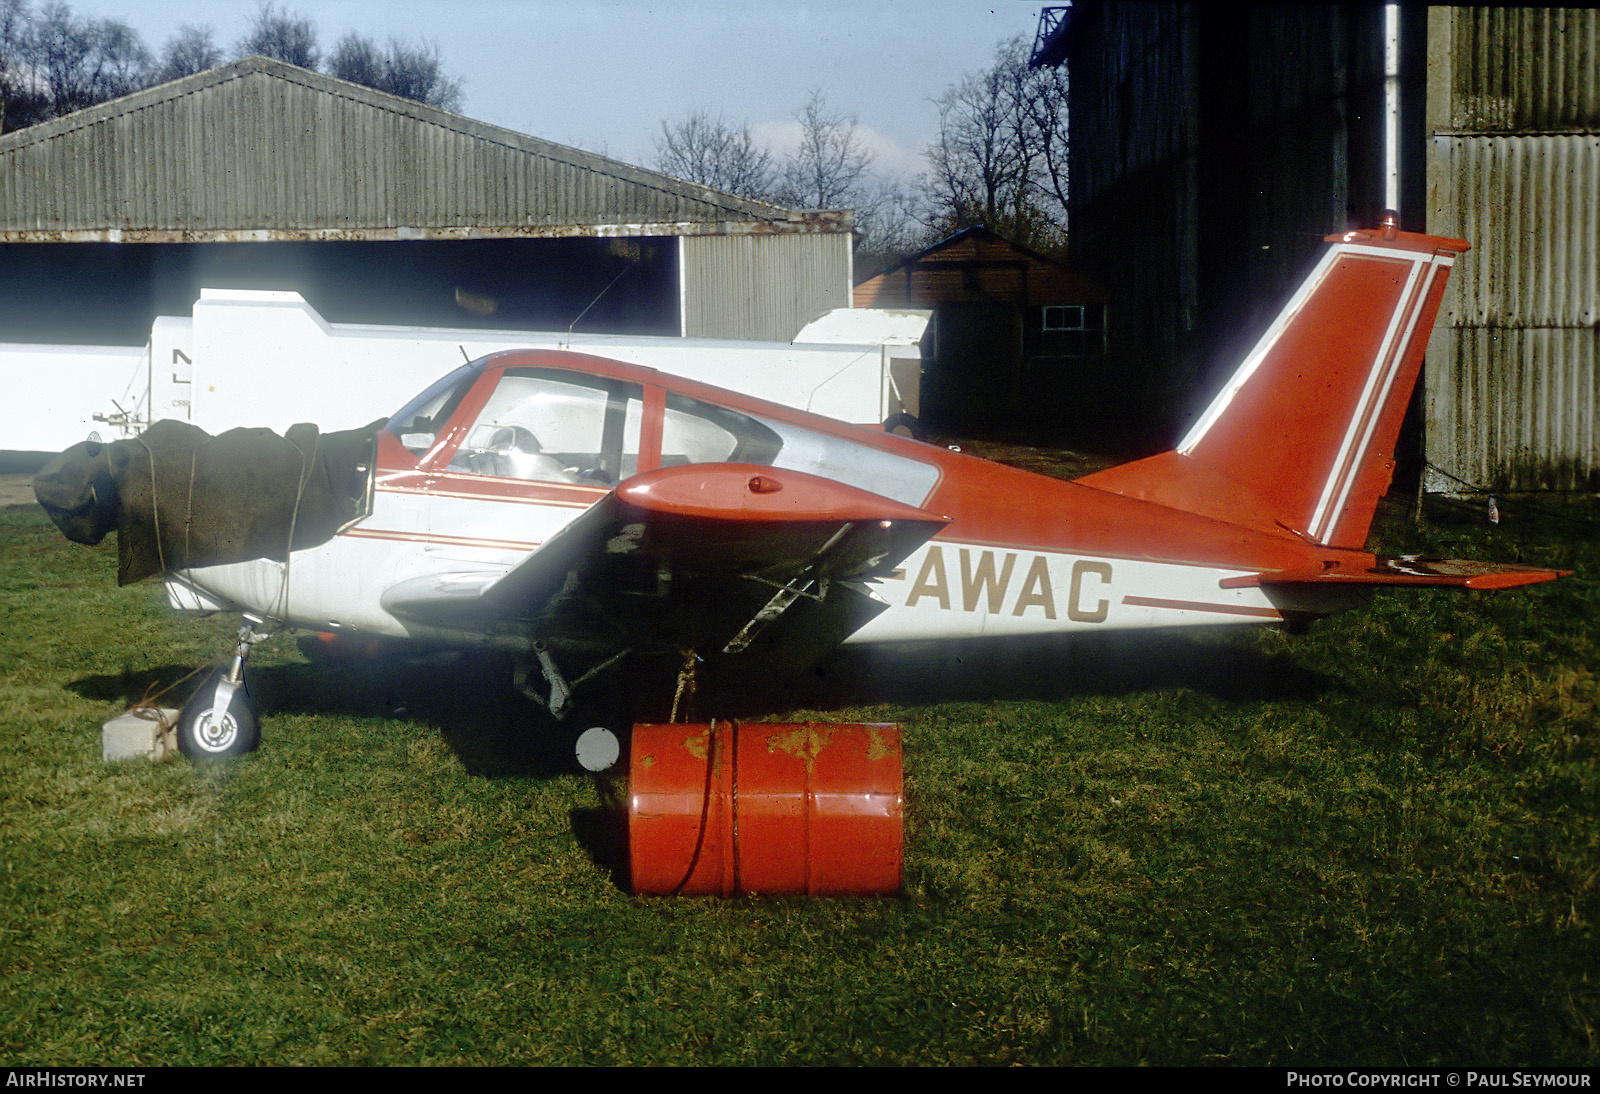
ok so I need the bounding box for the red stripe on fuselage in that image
[1121,595,1283,620]
[341,527,542,552]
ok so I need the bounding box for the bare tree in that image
[653,108,775,200]
[235,2,319,70]
[775,90,873,210]
[920,35,1068,252]
[29,1,94,113]
[327,31,380,85]
[157,24,223,82]
[0,0,37,132]
[377,38,462,112]
[851,177,927,276]
[656,94,922,265]
[89,16,148,98]
[0,0,465,130]
[328,32,462,111]
[28,2,149,117]
[1019,53,1069,219]
[767,90,923,272]
[2,0,155,128]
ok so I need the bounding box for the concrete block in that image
[102,708,178,762]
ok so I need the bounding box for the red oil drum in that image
[627,721,904,896]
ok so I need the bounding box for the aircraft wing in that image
[1220,554,1570,591]
[380,463,950,668]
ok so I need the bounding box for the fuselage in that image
[167,349,1366,648]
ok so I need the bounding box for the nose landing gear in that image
[177,616,268,759]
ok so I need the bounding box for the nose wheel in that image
[177,670,260,757]
[177,616,267,759]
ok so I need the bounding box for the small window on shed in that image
[1040,305,1105,356]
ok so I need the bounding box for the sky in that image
[69,0,1053,182]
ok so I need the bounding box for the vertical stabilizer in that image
[1079,221,1468,549]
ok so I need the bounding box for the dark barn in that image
[1037,3,1598,493]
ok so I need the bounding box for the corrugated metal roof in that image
[0,57,844,242]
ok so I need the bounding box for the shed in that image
[852,227,1107,437]
[0,57,852,345]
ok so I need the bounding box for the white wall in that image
[5,291,928,452]
[5,344,147,452]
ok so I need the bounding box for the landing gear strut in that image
[177,615,268,758]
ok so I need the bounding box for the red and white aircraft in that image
[161,221,1565,759]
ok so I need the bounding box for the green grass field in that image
[1,487,1595,1066]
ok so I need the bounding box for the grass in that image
[0,487,1596,1067]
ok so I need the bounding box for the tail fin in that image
[1079,220,1469,549]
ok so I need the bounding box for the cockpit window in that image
[662,393,939,507]
[661,394,782,466]
[448,369,644,486]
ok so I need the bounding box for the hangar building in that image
[0,57,853,347]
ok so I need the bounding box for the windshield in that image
[385,362,482,457]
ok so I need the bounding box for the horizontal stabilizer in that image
[1221,555,1570,591]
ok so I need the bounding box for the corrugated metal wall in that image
[1068,5,1195,207]
[1065,3,1199,427]
[1424,7,1600,493]
[681,233,851,341]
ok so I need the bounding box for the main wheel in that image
[884,412,925,441]
[177,670,261,758]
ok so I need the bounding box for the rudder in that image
[1080,219,1468,549]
